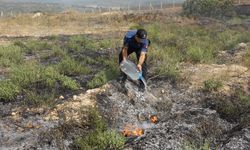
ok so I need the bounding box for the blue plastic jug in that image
[120,60,147,87]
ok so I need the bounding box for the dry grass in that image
[0,8,182,37]
[0,11,129,37]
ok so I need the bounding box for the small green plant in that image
[99,39,112,49]
[10,62,41,87]
[67,35,100,52]
[183,140,213,150]
[129,23,143,30]
[186,46,204,63]
[58,75,79,90]
[243,48,250,67]
[67,36,83,52]
[0,45,23,67]
[47,35,60,41]
[87,59,119,89]
[15,40,51,54]
[218,30,250,50]
[74,108,125,150]
[237,89,250,113]
[87,70,111,89]
[183,0,235,18]
[23,89,57,106]
[148,47,180,80]
[145,23,162,43]
[41,46,67,61]
[41,66,79,90]
[204,79,223,92]
[55,56,90,76]
[186,45,214,63]
[7,62,79,104]
[210,88,250,124]
[0,80,20,101]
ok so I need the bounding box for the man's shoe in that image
[138,82,145,92]
[117,76,126,84]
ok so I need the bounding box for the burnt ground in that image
[0,37,249,149]
[0,73,249,149]
[96,78,250,150]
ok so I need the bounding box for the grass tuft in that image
[55,56,90,76]
[87,59,119,89]
[74,108,125,150]
[203,79,223,92]
[0,80,20,101]
[0,45,23,67]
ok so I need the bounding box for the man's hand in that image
[122,47,128,62]
[137,64,142,71]
[137,52,146,71]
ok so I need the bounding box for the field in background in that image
[0,7,181,37]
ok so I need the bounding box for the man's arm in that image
[122,47,128,61]
[137,52,146,71]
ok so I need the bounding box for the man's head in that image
[135,29,147,43]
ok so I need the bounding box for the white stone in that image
[73,95,77,100]
[238,43,247,49]
[161,89,165,94]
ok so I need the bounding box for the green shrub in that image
[42,66,79,90]
[148,47,180,80]
[129,23,143,30]
[9,62,79,103]
[74,108,125,150]
[75,130,125,150]
[47,35,60,41]
[243,48,250,67]
[186,45,215,63]
[203,79,223,92]
[211,89,250,124]
[80,56,97,65]
[145,23,163,43]
[99,39,112,49]
[184,140,212,150]
[24,90,56,106]
[87,59,119,89]
[10,62,41,87]
[84,39,99,50]
[58,75,79,90]
[55,56,90,76]
[217,30,250,50]
[15,40,51,54]
[0,80,20,101]
[88,108,107,131]
[0,45,23,67]
[186,46,204,63]
[237,89,250,112]
[87,70,111,89]
[67,36,83,52]
[144,22,250,79]
[67,35,99,52]
[11,62,79,89]
[183,0,235,18]
[41,46,67,61]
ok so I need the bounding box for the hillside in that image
[0,6,250,150]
